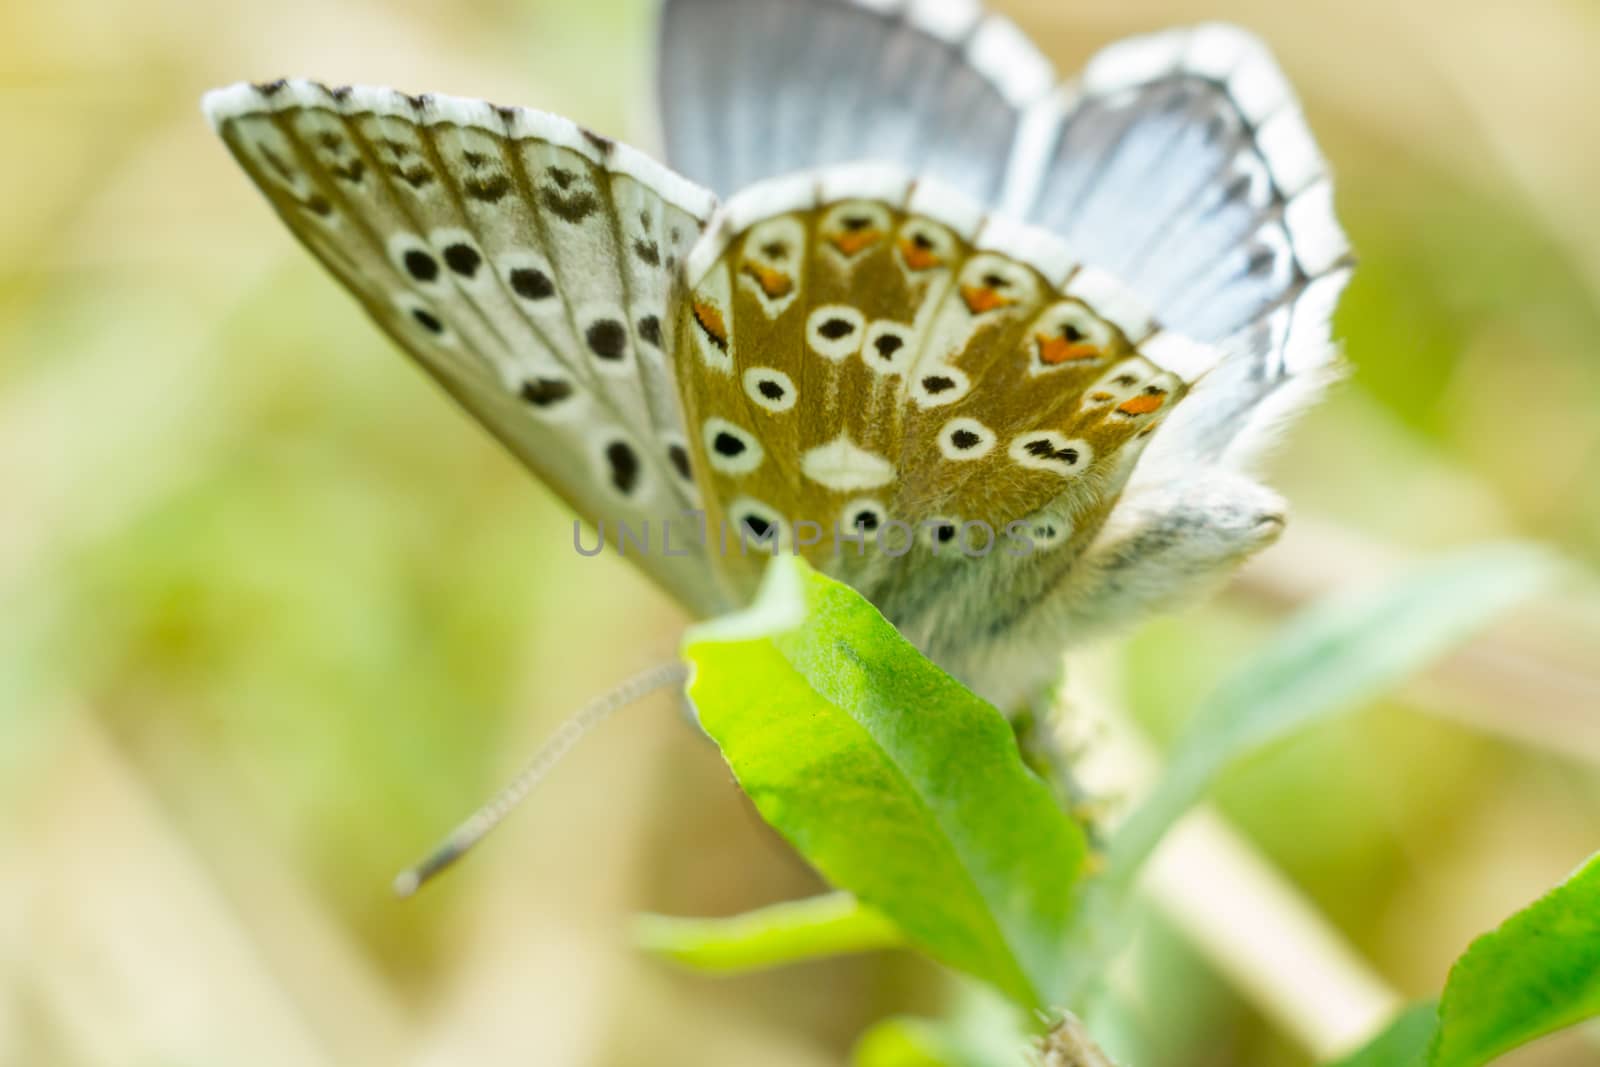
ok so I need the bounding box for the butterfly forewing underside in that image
[206,82,732,616]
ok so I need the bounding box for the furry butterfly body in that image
[204,4,1350,710]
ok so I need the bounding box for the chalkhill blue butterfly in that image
[203,0,1350,889]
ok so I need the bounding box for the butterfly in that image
[203,2,1349,717]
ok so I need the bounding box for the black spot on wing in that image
[443,243,482,278]
[329,159,365,184]
[668,443,692,481]
[520,378,574,408]
[387,163,435,189]
[637,315,662,348]
[606,441,641,496]
[542,186,600,223]
[404,249,439,282]
[1025,439,1078,464]
[510,267,555,301]
[586,319,628,361]
[540,167,600,222]
[464,174,511,203]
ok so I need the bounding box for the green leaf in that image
[633,892,904,974]
[1111,543,1559,880]
[1328,1003,1438,1067]
[683,556,1090,1009]
[852,1017,1016,1067]
[852,1018,973,1067]
[1429,850,1600,1066]
[1328,851,1600,1067]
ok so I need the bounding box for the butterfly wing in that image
[204,81,733,616]
[673,167,1215,660]
[1005,24,1352,471]
[660,8,1349,471]
[656,0,1054,205]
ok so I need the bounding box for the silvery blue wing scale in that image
[204,0,1351,715]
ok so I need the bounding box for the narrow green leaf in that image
[1429,851,1600,1067]
[1327,852,1600,1067]
[1328,1003,1438,1067]
[1112,544,1559,879]
[684,556,1090,1008]
[634,892,904,974]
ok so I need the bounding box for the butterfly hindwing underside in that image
[674,168,1216,620]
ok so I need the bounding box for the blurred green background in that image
[2,0,1598,1064]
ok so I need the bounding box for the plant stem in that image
[1039,1013,1119,1067]
[1065,652,1403,1059]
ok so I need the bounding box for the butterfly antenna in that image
[392,660,690,898]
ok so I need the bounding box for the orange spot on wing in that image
[1036,334,1102,365]
[829,229,882,256]
[1117,393,1166,416]
[741,262,794,299]
[693,300,728,350]
[897,237,942,270]
[960,285,1015,315]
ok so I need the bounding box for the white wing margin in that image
[1007,25,1349,345]
[204,80,732,616]
[1004,24,1353,471]
[656,0,1055,205]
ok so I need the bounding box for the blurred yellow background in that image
[2,0,1599,1064]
